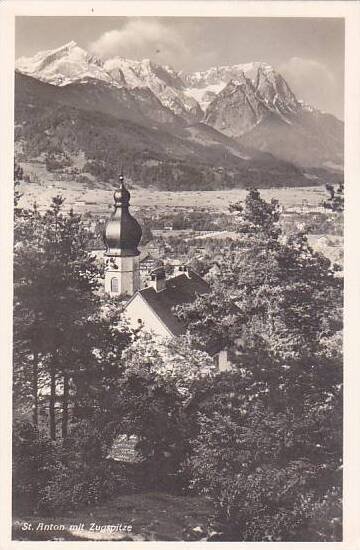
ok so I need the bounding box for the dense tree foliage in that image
[176,189,342,359]
[13,186,343,541]
[183,353,342,541]
[175,189,343,540]
[12,421,58,513]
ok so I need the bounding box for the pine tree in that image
[14,197,101,439]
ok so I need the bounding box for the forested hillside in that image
[15,73,337,191]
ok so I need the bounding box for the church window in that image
[111,277,119,293]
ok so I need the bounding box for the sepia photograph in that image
[1,2,359,546]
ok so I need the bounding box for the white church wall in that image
[125,293,173,339]
[105,256,140,296]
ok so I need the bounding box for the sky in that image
[16,17,344,119]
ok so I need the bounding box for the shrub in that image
[12,421,57,513]
[183,362,342,541]
[37,420,126,512]
[13,420,128,514]
[184,410,341,541]
[39,461,119,513]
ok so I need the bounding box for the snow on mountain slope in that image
[255,63,299,114]
[181,62,261,88]
[203,71,301,137]
[104,57,181,90]
[16,44,202,121]
[183,62,299,117]
[183,83,227,111]
[15,42,343,170]
[16,41,118,87]
[104,57,202,121]
[15,43,301,124]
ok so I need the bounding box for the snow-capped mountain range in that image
[16,41,306,127]
[15,41,343,173]
[16,42,111,86]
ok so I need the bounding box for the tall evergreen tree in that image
[14,196,101,439]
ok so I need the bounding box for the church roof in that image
[103,175,142,257]
[134,269,210,337]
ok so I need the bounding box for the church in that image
[102,176,230,371]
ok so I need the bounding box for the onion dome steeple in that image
[104,175,142,257]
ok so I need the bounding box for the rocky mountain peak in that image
[204,77,268,136]
[255,64,299,113]
[15,42,305,121]
[15,41,341,163]
[102,56,201,121]
[62,40,77,50]
[16,41,112,87]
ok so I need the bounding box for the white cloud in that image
[281,57,335,86]
[88,19,188,64]
[280,57,337,111]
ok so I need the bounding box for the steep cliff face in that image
[203,64,301,138]
[254,63,299,114]
[201,64,343,168]
[204,75,268,136]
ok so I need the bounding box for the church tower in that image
[103,175,142,297]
